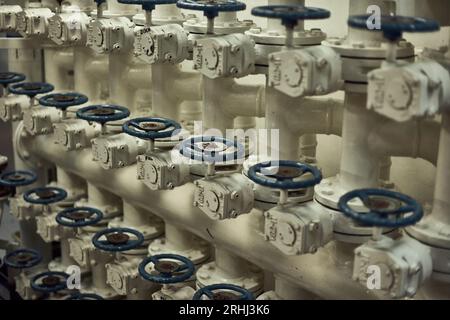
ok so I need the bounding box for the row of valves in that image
[1,1,449,121]
[0,69,433,299]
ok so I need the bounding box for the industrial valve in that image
[0,72,29,122]
[123,117,187,190]
[15,7,54,37]
[139,253,196,300]
[193,283,253,300]
[3,248,44,300]
[253,5,341,98]
[27,187,69,243]
[0,5,22,31]
[87,0,135,54]
[1,170,42,222]
[39,92,102,151]
[338,188,432,299]
[179,136,250,220]
[248,160,332,255]
[347,14,450,122]
[91,227,151,296]
[77,105,133,168]
[48,7,90,46]
[9,82,57,136]
[30,271,70,295]
[177,0,254,78]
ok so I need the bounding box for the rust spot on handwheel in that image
[154,260,179,274]
[42,275,61,287]
[35,189,56,199]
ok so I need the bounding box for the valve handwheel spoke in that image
[0,170,37,187]
[118,0,177,11]
[251,5,330,27]
[179,136,245,164]
[92,227,145,252]
[138,253,195,284]
[193,283,253,300]
[248,160,322,190]
[338,188,423,228]
[56,207,104,228]
[3,248,42,269]
[76,105,130,124]
[30,271,69,293]
[23,187,68,205]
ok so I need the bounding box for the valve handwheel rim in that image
[338,188,423,228]
[56,207,104,228]
[30,271,69,293]
[66,293,104,300]
[76,105,130,124]
[193,283,254,300]
[347,14,440,41]
[179,136,245,164]
[4,248,42,269]
[177,0,246,18]
[0,72,26,86]
[248,160,322,190]
[92,227,145,252]
[23,187,68,205]
[251,5,330,27]
[138,253,195,284]
[38,92,88,110]
[0,170,37,187]
[122,117,182,140]
[8,82,54,98]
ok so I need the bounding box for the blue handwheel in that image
[23,187,67,205]
[76,105,130,125]
[177,0,246,19]
[0,170,37,187]
[9,82,54,98]
[66,293,104,300]
[338,188,423,228]
[30,271,69,293]
[118,0,177,10]
[95,0,107,5]
[138,253,195,284]
[0,72,26,87]
[348,15,440,41]
[193,284,253,300]
[92,227,145,252]
[248,160,322,190]
[122,117,181,140]
[252,5,330,27]
[56,207,103,228]
[3,248,42,269]
[179,136,245,163]
[38,92,88,111]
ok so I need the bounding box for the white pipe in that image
[267,0,305,32]
[165,223,197,251]
[430,113,450,224]
[368,119,440,165]
[87,182,121,209]
[24,137,378,299]
[106,0,138,15]
[123,201,152,226]
[274,275,320,299]
[265,86,344,160]
[214,247,253,278]
[7,48,43,82]
[74,47,108,104]
[44,47,74,91]
[151,64,201,120]
[339,92,381,189]
[153,3,183,20]
[203,77,265,133]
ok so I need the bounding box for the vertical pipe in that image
[74,47,105,103]
[339,92,380,189]
[165,223,196,251]
[123,201,150,226]
[430,113,450,224]
[215,247,252,278]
